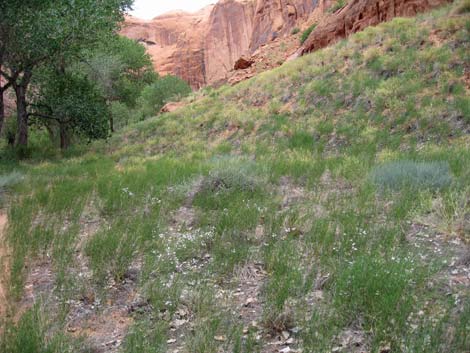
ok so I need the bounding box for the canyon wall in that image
[122,0,320,88]
[122,0,450,89]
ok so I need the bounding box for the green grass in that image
[1,2,470,352]
[300,24,317,44]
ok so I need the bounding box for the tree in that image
[0,0,132,147]
[30,68,109,150]
[81,36,157,131]
[138,75,192,118]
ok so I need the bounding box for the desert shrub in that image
[370,160,452,190]
[199,158,260,194]
[300,24,317,45]
[291,27,300,35]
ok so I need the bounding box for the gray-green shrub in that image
[370,160,452,190]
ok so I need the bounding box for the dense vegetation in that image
[0,1,469,353]
[0,1,191,155]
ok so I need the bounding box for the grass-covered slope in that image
[1,3,470,352]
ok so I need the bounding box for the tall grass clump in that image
[332,254,424,346]
[370,160,452,191]
[300,24,317,45]
[0,305,83,353]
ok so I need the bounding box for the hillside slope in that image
[1,2,470,353]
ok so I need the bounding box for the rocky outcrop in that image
[234,57,255,70]
[300,0,450,54]
[122,0,321,88]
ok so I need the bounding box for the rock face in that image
[121,7,214,89]
[300,0,450,54]
[122,0,320,88]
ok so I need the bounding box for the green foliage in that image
[0,0,133,147]
[82,36,157,108]
[370,160,452,191]
[291,27,300,35]
[300,24,317,45]
[138,75,192,118]
[31,68,109,148]
[109,101,133,130]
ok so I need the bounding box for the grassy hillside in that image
[1,2,470,352]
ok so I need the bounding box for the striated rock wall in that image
[121,7,214,89]
[204,0,256,84]
[122,0,320,88]
[300,0,450,54]
[250,0,319,50]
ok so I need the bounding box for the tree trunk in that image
[59,122,69,150]
[15,84,28,146]
[0,90,4,135]
[14,70,32,147]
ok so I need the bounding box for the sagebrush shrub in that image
[370,160,452,190]
[199,158,260,193]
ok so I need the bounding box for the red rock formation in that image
[121,7,214,89]
[234,57,255,70]
[122,0,321,88]
[300,0,450,54]
[249,0,319,50]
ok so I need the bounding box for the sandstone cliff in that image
[121,6,214,89]
[122,0,320,88]
[122,0,450,89]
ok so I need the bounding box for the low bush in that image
[370,160,452,190]
[199,158,260,194]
